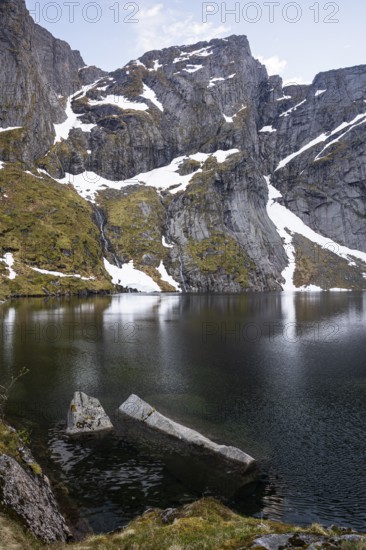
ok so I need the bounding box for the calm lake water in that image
[1,292,366,535]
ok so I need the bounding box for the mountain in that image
[1,0,366,297]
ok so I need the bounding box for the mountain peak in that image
[1,4,366,297]
[134,34,253,71]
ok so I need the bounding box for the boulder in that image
[117,394,256,495]
[0,454,70,542]
[66,391,113,435]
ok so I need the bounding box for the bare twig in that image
[0,367,29,419]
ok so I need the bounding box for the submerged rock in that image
[0,454,70,542]
[118,394,254,467]
[117,394,256,495]
[66,391,113,435]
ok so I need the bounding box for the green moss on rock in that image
[98,186,166,263]
[186,233,253,287]
[0,164,113,298]
[0,128,25,162]
[98,186,177,291]
[293,234,366,290]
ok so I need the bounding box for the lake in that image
[1,292,366,535]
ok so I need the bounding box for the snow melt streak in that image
[265,176,366,291]
[0,253,17,280]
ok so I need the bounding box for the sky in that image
[25,0,366,84]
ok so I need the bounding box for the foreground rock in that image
[66,391,113,435]
[251,533,366,550]
[117,394,256,496]
[0,454,70,543]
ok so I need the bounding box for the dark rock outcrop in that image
[0,452,70,542]
[0,0,97,165]
[260,65,366,253]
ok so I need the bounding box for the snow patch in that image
[277,95,292,101]
[37,169,50,178]
[57,149,240,200]
[157,261,181,291]
[207,73,236,88]
[25,170,43,179]
[213,149,239,163]
[297,284,323,292]
[314,112,366,160]
[121,149,239,195]
[173,46,213,64]
[104,259,161,292]
[276,133,328,171]
[162,236,174,249]
[280,99,307,118]
[0,253,17,280]
[133,59,147,69]
[56,171,126,203]
[315,89,326,97]
[54,85,98,143]
[0,161,4,170]
[30,267,95,280]
[207,77,225,88]
[275,112,366,169]
[328,288,352,292]
[189,46,213,57]
[182,65,203,73]
[149,59,163,71]
[265,175,366,291]
[0,126,22,133]
[141,83,164,111]
[89,94,148,111]
[259,126,276,133]
[223,114,233,123]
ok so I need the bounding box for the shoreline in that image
[1,418,366,549]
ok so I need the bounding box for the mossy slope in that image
[98,186,177,291]
[1,497,364,549]
[0,164,113,298]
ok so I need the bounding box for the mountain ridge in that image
[1,1,366,297]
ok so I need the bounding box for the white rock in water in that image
[66,391,113,434]
[118,394,255,470]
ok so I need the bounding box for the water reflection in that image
[0,292,366,532]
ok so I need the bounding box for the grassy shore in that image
[1,496,365,550]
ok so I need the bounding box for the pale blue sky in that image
[26,0,365,84]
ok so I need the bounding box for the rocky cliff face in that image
[0,0,105,165]
[0,0,366,295]
[265,66,366,253]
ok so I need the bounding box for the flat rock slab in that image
[66,391,113,435]
[118,394,255,472]
[0,454,70,542]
